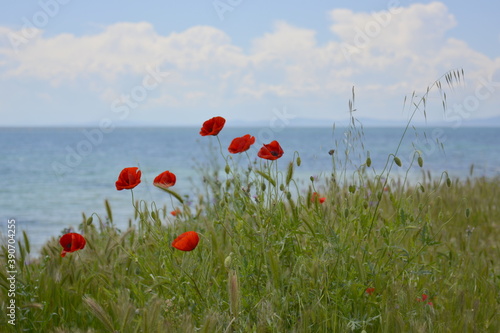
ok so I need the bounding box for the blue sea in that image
[1,126,499,254]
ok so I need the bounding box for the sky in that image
[1,0,499,127]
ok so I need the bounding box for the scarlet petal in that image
[200,116,226,136]
[228,134,255,154]
[172,231,200,251]
[59,233,86,257]
[116,167,142,190]
[257,140,284,160]
[154,170,177,189]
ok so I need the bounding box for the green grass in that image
[1,69,499,332]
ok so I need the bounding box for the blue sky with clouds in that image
[1,0,499,127]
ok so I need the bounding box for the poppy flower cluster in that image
[365,287,375,295]
[115,168,177,192]
[417,294,433,306]
[311,192,326,204]
[62,116,293,257]
[199,116,284,161]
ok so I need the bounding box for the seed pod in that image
[418,156,424,168]
[310,176,315,182]
[366,157,372,167]
[394,156,402,167]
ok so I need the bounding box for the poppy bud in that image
[465,208,471,218]
[349,185,356,193]
[224,254,232,269]
[418,156,424,168]
[225,164,231,174]
[366,157,372,167]
[261,183,266,191]
[446,177,451,187]
[296,156,301,167]
[394,156,402,167]
[279,184,285,191]
[310,176,315,182]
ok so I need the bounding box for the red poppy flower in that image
[311,192,326,204]
[228,134,255,154]
[154,170,176,190]
[365,287,375,295]
[200,116,226,136]
[172,231,199,251]
[257,140,284,160]
[60,233,86,257]
[170,208,181,216]
[115,167,141,190]
[417,294,433,306]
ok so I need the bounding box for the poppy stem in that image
[216,135,231,170]
[179,265,206,303]
[130,189,141,220]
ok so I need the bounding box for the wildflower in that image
[311,192,326,204]
[154,171,176,190]
[228,134,255,154]
[417,294,433,306]
[170,208,181,216]
[200,116,226,136]
[257,140,284,160]
[60,233,86,257]
[115,167,141,190]
[365,287,375,295]
[172,231,199,251]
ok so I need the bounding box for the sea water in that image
[1,126,499,254]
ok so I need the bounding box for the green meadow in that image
[1,70,499,332]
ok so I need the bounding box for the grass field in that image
[1,70,499,332]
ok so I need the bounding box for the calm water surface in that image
[1,126,499,254]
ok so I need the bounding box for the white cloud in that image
[0,2,499,125]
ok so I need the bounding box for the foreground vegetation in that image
[2,70,499,332]
[2,161,500,332]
